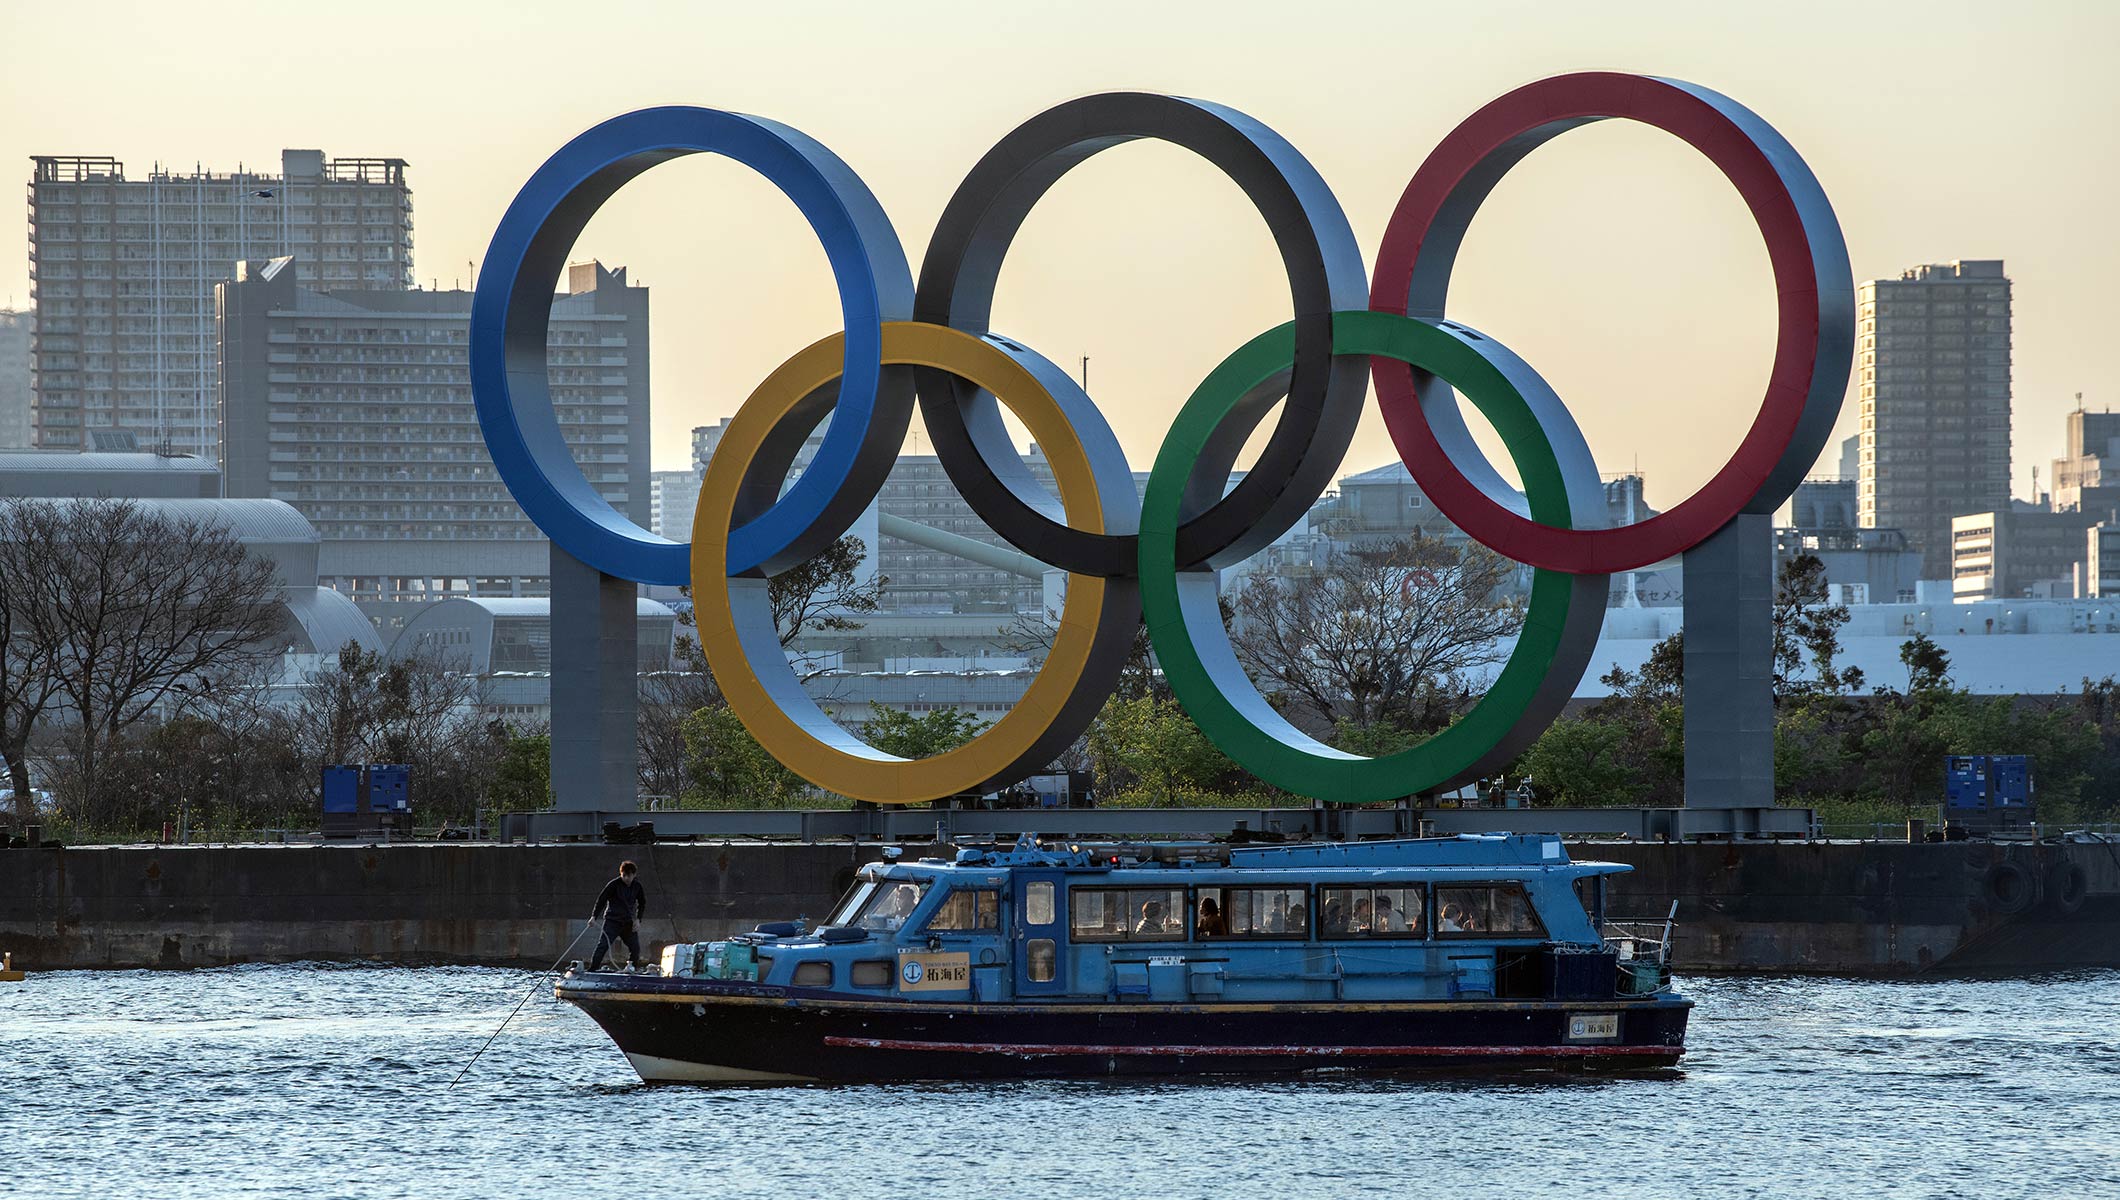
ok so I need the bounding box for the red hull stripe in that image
[822,1037,1680,1059]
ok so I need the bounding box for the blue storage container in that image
[321,765,361,814]
[1990,755,2032,808]
[367,765,411,813]
[1944,755,1989,810]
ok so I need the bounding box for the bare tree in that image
[47,501,285,804]
[2,499,285,818]
[0,502,67,820]
[1228,533,1522,735]
[765,534,884,648]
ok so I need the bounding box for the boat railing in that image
[1604,901,1679,994]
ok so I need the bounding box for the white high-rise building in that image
[217,258,651,631]
[28,150,413,457]
[1855,260,2013,576]
[0,308,31,449]
[650,469,703,542]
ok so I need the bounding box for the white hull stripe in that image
[623,1052,817,1084]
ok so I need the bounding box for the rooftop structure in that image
[2050,404,2120,519]
[0,448,219,499]
[389,596,677,723]
[28,150,413,458]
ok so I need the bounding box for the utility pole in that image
[1079,356,1089,392]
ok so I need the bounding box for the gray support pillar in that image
[1682,513,1775,808]
[549,544,638,812]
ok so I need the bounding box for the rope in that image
[448,919,597,1088]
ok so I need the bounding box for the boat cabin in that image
[664,834,1661,1006]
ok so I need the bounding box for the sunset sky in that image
[3,0,2114,508]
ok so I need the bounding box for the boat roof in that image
[862,834,1632,882]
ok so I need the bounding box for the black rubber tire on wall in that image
[1984,861,2040,917]
[2048,861,2090,915]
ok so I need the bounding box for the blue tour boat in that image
[556,834,1689,1083]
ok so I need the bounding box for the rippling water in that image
[4,966,2117,1199]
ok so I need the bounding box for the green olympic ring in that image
[1139,310,1608,802]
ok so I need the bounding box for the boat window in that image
[850,880,931,932]
[1435,883,1546,938]
[826,880,877,926]
[1069,888,1187,941]
[1317,886,1424,938]
[926,888,1000,932]
[1024,881,1056,926]
[849,960,893,988]
[1196,886,1310,938]
[791,961,833,987]
[1026,939,1057,982]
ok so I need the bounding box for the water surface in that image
[3,967,2116,1198]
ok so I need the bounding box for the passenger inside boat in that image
[1136,899,1170,935]
[1373,894,1404,933]
[1196,897,1227,937]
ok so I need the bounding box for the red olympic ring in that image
[1369,72,1854,574]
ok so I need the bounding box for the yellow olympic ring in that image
[691,322,1139,804]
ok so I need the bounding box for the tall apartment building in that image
[0,309,30,449]
[1855,260,2013,575]
[28,150,412,458]
[218,257,650,629]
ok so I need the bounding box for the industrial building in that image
[216,258,652,631]
[1855,260,2013,574]
[389,597,677,722]
[27,151,413,458]
[0,448,219,499]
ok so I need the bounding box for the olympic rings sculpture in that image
[470,72,1853,807]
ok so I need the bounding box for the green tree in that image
[1085,694,1242,804]
[1773,553,1865,697]
[862,706,985,759]
[491,728,552,810]
[681,703,812,807]
[1899,631,1952,694]
[1555,632,1684,805]
[1518,718,1644,807]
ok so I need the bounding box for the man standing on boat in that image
[588,860,649,971]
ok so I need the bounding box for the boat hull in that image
[557,974,1690,1083]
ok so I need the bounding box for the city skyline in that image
[3,1,2116,504]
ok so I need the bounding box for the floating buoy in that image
[0,951,23,983]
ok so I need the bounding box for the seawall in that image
[1,839,2114,973]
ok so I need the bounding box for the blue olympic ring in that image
[470,106,913,583]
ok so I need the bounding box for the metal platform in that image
[500,803,1815,844]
